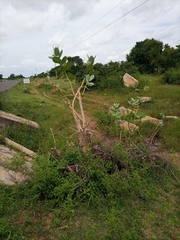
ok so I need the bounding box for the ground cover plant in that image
[0,47,180,239]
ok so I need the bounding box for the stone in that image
[116,120,139,131]
[0,144,33,185]
[165,116,179,119]
[135,88,140,92]
[143,86,150,91]
[0,166,28,185]
[141,116,160,125]
[119,106,127,116]
[140,97,152,103]
[123,73,138,88]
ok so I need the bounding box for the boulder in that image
[123,73,138,88]
[141,116,160,125]
[116,120,139,131]
[0,144,33,185]
[0,166,28,185]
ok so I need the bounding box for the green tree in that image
[67,56,86,81]
[127,38,163,74]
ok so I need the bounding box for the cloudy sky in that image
[0,0,179,78]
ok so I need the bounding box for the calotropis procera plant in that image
[49,47,96,153]
[109,103,121,120]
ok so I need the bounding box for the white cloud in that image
[48,32,68,46]
[11,65,19,68]
[21,55,36,65]
[0,0,179,77]
[0,65,6,69]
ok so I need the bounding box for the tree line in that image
[4,38,180,85]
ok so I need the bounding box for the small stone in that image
[143,86,150,91]
[141,116,160,125]
[140,97,152,103]
[119,106,127,116]
[116,120,139,131]
[165,116,179,119]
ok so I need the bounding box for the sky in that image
[0,0,180,78]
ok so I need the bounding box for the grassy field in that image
[0,75,180,239]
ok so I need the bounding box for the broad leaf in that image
[54,47,60,56]
[67,72,76,81]
[87,82,94,87]
[61,56,67,65]
[53,65,62,71]
[63,61,72,71]
[89,75,94,81]
[53,57,61,64]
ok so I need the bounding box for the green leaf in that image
[53,57,61,64]
[85,74,90,82]
[66,72,76,81]
[61,56,67,65]
[87,82,94,87]
[87,55,95,65]
[89,75,94,81]
[59,50,63,58]
[64,61,72,71]
[53,65,62,71]
[54,47,60,56]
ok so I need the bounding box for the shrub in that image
[97,72,124,90]
[163,68,180,84]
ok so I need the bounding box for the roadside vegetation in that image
[0,38,180,240]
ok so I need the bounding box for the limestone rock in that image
[140,97,152,103]
[117,120,139,131]
[0,144,33,185]
[119,106,127,116]
[141,116,160,125]
[0,166,29,185]
[123,73,138,88]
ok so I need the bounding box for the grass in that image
[0,74,180,239]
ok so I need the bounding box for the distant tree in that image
[126,38,163,74]
[8,73,16,79]
[0,74,3,81]
[67,56,86,82]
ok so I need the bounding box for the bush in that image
[97,73,124,90]
[163,68,180,84]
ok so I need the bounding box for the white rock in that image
[140,97,152,103]
[117,120,139,131]
[141,116,160,125]
[165,116,179,119]
[123,73,138,88]
[143,86,150,91]
[119,106,127,116]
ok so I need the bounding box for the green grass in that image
[0,75,180,239]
